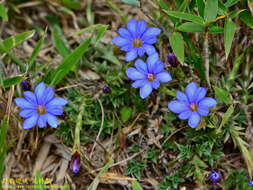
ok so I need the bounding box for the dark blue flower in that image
[126,53,172,99]
[14,82,68,129]
[70,151,81,173]
[21,80,31,91]
[112,19,161,61]
[167,53,179,67]
[168,82,217,128]
[249,179,253,186]
[207,170,222,185]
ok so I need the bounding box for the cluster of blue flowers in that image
[113,19,217,129]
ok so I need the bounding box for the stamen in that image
[37,105,46,115]
[190,103,198,112]
[132,38,143,48]
[148,73,155,82]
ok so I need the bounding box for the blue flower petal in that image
[112,36,129,47]
[144,37,157,44]
[188,112,200,128]
[126,67,146,80]
[141,27,161,41]
[46,97,68,108]
[137,46,145,57]
[140,82,152,99]
[24,91,37,104]
[153,61,164,74]
[185,82,197,103]
[132,79,146,88]
[118,27,132,39]
[147,53,159,72]
[156,71,172,82]
[194,87,207,103]
[23,113,39,129]
[35,82,46,105]
[19,109,36,118]
[137,20,147,37]
[43,87,55,105]
[143,44,156,55]
[127,19,137,38]
[176,91,188,102]
[38,114,47,128]
[197,106,209,116]
[152,79,160,90]
[120,44,132,51]
[47,113,58,128]
[125,49,137,61]
[47,106,64,115]
[178,110,191,120]
[15,97,36,109]
[135,59,148,74]
[168,100,189,114]
[198,97,217,108]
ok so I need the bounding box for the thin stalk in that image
[203,27,211,88]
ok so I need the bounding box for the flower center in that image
[147,73,155,82]
[132,38,142,48]
[190,103,198,112]
[37,105,46,115]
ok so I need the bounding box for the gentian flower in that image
[168,82,217,128]
[167,53,179,67]
[14,82,68,129]
[103,86,111,94]
[249,179,253,186]
[112,18,161,61]
[126,53,172,99]
[70,151,81,173]
[21,80,31,91]
[207,170,222,185]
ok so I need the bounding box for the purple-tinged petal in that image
[168,100,189,114]
[19,109,36,118]
[120,44,132,51]
[197,106,209,116]
[140,82,152,99]
[137,46,145,57]
[125,48,137,61]
[47,106,64,115]
[178,110,191,120]
[176,91,188,102]
[188,112,200,128]
[112,36,129,47]
[143,44,156,55]
[135,59,148,74]
[152,79,160,90]
[35,82,46,105]
[156,71,172,82]
[147,53,159,72]
[137,20,147,37]
[126,67,146,80]
[198,97,217,108]
[194,87,207,103]
[43,87,55,105]
[185,82,197,103]
[153,61,164,74]
[24,91,37,105]
[38,114,47,128]
[141,27,161,41]
[144,37,157,44]
[46,113,58,128]
[118,27,132,39]
[23,113,39,129]
[15,97,36,109]
[46,97,68,108]
[127,19,137,38]
[132,79,146,88]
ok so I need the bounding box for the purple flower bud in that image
[103,86,110,94]
[70,151,80,174]
[167,53,179,67]
[240,39,248,54]
[21,80,31,91]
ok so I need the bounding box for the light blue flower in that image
[207,170,222,185]
[14,82,68,129]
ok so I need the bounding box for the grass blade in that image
[224,18,236,59]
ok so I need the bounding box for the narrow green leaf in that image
[204,0,218,22]
[122,0,140,6]
[132,180,143,190]
[164,11,205,25]
[3,76,26,88]
[52,31,70,58]
[0,4,8,21]
[178,0,188,12]
[208,26,224,34]
[154,0,170,11]
[35,171,46,190]
[73,24,109,36]
[239,10,253,29]
[106,0,128,24]
[121,107,132,122]
[228,54,243,82]
[224,19,236,59]
[228,9,245,19]
[218,0,228,15]
[224,0,240,8]
[177,22,205,33]
[169,32,184,64]
[217,105,234,133]
[196,0,205,17]
[0,58,3,87]
[0,115,9,152]
[50,38,91,86]
[62,0,80,9]
[214,86,231,105]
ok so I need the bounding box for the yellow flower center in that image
[190,103,198,112]
[37,105,46,115]
[132,38,142,48]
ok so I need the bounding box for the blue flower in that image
[126,53,172,99]
[168,82,217,128]
[249,179,253,186]
[112,19,161,61]
[207,170,222,185]
[70,151,81,173]
[14,82,68,129]
[167,53,179,67]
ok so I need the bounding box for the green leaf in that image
[217,105,234,133]
[224,0,240,8]
[224,19,236,59]
[62,0,80,9]
[121,107,132,122]
[228,9,245,19]
[239,10,253,29]
[50,38,91,86]
[35,171,46,190]
[208,26,224,34]
[177,22,205,33]
[0,59,3,87]
[0,4,8,21]
[3,76,26,88]
[95,25,109,44]
[52,31,70,58]
[196,0,205,17]
[169,32,184,64]
[204,0,218,22]
[214,86,231,104]
[164,11,205,25]
[0,115,9,152]
[122,0,140,6]
[132,180,143,190]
